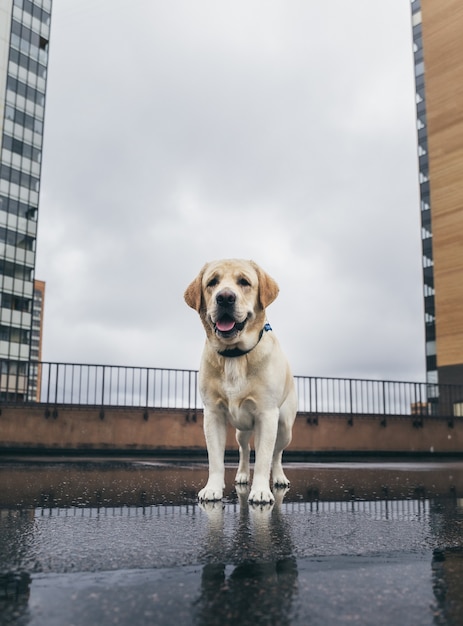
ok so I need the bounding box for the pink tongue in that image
[216,319,235,332]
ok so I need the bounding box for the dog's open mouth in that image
[214,315,246,338]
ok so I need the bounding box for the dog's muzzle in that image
[213,289,247,338]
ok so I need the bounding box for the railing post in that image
[101,365,106,407]
[143,368,150,420]
[382,380,386,415]
[54,364,59,404]
[46,363,51,405]
[145,368,150,409]
[349,378,353,414]
[194,370,198,411]
[25,360,30,402]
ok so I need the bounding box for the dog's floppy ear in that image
[184,267,205,312]
[251,261,279,309]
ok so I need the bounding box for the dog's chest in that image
[219,360,256,429]
[222,359,247,392]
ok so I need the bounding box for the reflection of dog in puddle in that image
[194,486,298,625]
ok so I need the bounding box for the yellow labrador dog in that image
[184,259,297,504]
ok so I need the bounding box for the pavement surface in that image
[1,458,463,625]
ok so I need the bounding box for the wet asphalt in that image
[1,458,463,625]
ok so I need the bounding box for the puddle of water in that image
[1,460,463,625]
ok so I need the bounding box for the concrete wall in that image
[0,405,462,456]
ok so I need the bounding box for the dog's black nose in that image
[216,289,236,306]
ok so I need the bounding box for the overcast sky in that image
[36,0,424,382]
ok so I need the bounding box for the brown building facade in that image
[29,278,45,400]
[412,0,463,387]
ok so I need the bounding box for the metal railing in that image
[294,376,462,417]
[2,499,433,519]
[41,363,199,410]
[1,360,463,417]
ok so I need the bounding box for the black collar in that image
[218,323,272,358]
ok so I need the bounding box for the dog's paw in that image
[198,500,224,514]
[248,487,275,505]
[273,474,290,488]
[198,486,223,502]
[249,500,274,513]
[272,485,289,507]
[235,471,250,485]
[235,483,250,506]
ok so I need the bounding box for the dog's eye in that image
[207,277,218,288]
[238,277,251,287]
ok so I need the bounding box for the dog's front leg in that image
[248,409,279,504]
[235,429,251,485]
[198,409,227,502]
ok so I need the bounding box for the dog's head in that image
[184,259,279,347]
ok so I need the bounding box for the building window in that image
[0,326,30,344]
[0,226,35,251]
[0,164,40,192]
[0,361,28,375]
[0,195,37,220]
[4,104,44,134]
[412,11,422,26]
[14,0,51,26]
[0,293,31,312]
[426,342,436,357]
[6,75,45,107]
[9,48,47,79]
[2,135,41,162]
[0,259,33,281]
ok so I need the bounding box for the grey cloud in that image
[37,0,424,382]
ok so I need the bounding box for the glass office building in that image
[0,0,51,399]
[411,0,463,389]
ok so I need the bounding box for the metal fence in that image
[1,361,463,417]
[294,376,463,417]
[40,363,199,410]
[0,498,432,520]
